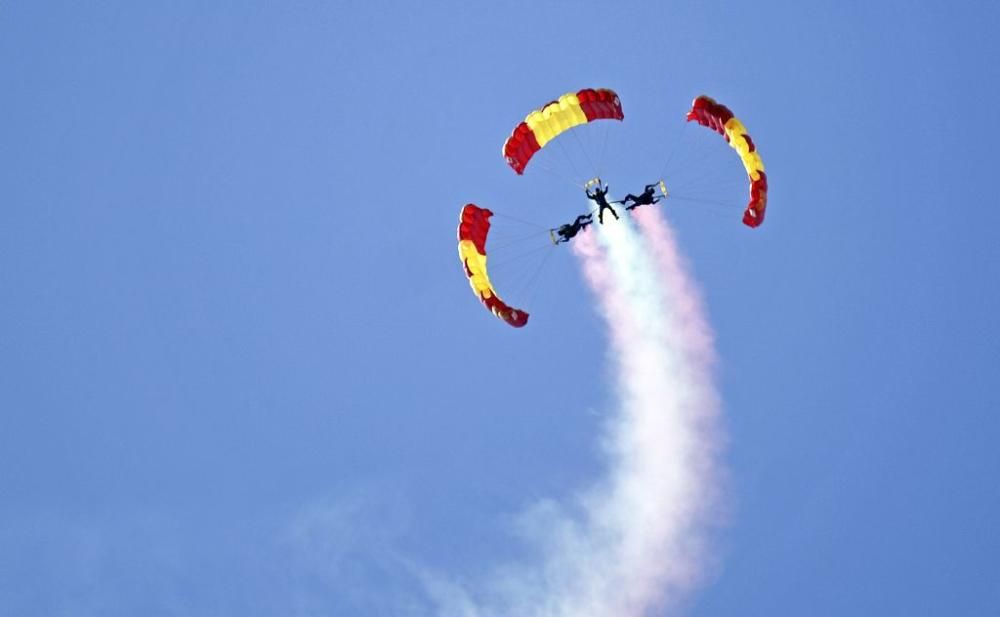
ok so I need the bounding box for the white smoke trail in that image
[427,208,723,617]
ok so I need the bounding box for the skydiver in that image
[586,183,619,224]
[622,183,661,211]
[553,214,593,244]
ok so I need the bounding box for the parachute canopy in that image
[503,88,624,175]
[457,204,529,328]
[686,95,768,228]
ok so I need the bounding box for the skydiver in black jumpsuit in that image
[622,183,661,211]
[586,183,619,224]
[553,213,593,244]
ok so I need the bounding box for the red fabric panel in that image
[744,172,768,228]
[686,96,733,137]
[503,122,541,174]
[483,296,529,327]
[579,88,624,121]
[742,207,764,228]
[753,171,768,193]
[458,204,492,254]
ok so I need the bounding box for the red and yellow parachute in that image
[457,204,529,328]
[686,95,768,228]
[503,88,624,175]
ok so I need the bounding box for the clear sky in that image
[2,1,998,615]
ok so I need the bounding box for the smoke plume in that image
[429,208,723,617]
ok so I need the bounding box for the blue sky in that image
[2,1,999,615]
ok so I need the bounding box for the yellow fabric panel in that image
[729,133,752,157]
[458,239,498,297]
[724,120,750,157]
[560,93,587,120]
[552,93,588,131]
[724,118,747,136]
[543,105,569,135]
[524,94,588,148]
[458,240,478,266]
[525,110,553,147]
[742,152,765,178]
[721,117,765,179]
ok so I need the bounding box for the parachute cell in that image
[686,95,768,228]
[503,88,624,175]
[457,204,529,328]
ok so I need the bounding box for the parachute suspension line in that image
[533,159,588,191]
[669,193,743,211]
[554,136,585,185]
[669,175,748,201]
[669,193,741,207]
[489,242,555,271]
[515,240,557,309]
[668,160,741,194]
[656,144,740,204]
[488,229,555,252]
[490,211,550,230]
[671,135,738,180]
[667,196,740,221]
[570,125,600,181]
[658,119,694,181]
[596,121,612,180]
[666,138,751,196]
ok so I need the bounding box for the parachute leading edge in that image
[457,204,530,328]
